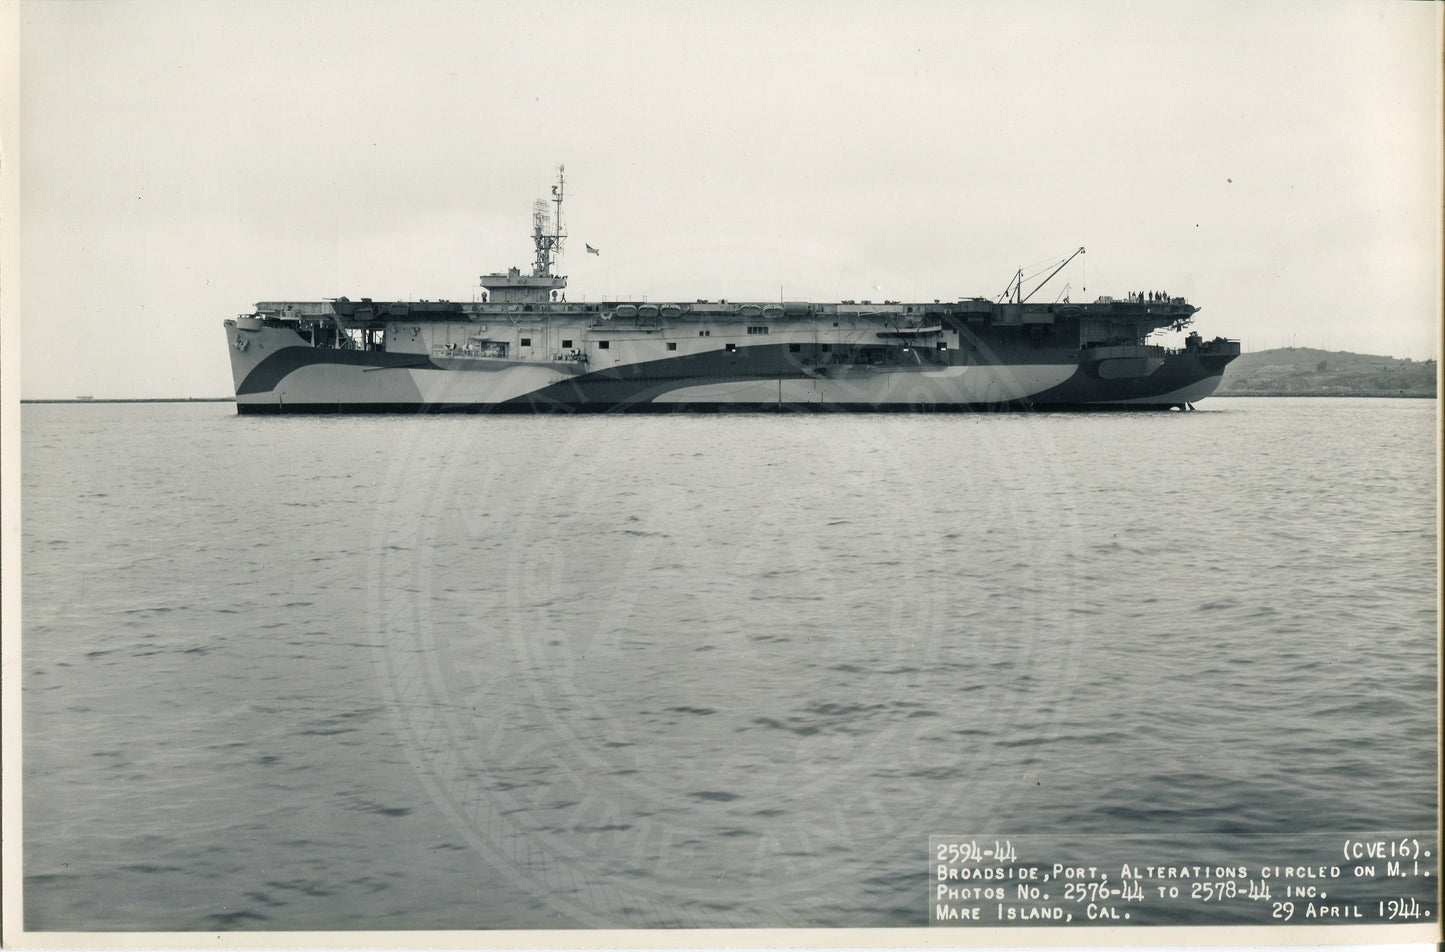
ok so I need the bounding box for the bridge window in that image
[746,326,769,335]
[698,330,710,337]
[598,340,610,349]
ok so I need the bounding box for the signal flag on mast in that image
[586,244,600,255]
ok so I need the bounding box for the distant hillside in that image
[1218,347,1437,397]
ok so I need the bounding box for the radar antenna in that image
[532,165,567,278]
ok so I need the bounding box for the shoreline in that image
[20,394,1436,405]
[21,397,236,404]
[1216,392,1435,399]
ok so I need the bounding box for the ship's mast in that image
[532,165,567,278]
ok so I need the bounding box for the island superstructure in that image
[224,168,1239,413]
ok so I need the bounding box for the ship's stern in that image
[1101,336,1241,408]
[1029,336,1241,409]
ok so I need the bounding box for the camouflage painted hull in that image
[224,299,1239,414]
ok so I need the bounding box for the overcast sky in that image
[8,0,1442,398]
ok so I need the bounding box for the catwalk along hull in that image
[224,299,1239,414]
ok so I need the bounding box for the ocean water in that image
[20,398,1438,930]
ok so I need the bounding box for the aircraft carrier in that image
[224,168,1239,413]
